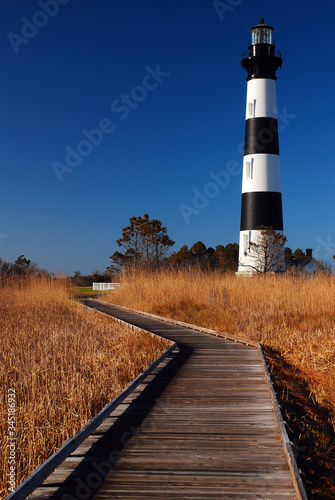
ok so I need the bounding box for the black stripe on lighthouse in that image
[240,191,283,231]
[244,117,279,155]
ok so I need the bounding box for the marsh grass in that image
[105,269,335,414]
[0,276,169,498]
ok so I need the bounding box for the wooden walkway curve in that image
[28,300,306,499]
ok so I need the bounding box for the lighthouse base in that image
[237,228,286,274]
[235,270,258,277]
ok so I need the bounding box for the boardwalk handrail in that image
[258,344,308,500]
[5,341,177,500]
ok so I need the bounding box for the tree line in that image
[107,214,328,276]
[2,215,332,281]
[0,255,50,277]
[106,214,239,273]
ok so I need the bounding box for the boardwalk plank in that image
[29,300,303,499]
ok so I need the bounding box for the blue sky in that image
[1,0,334,274]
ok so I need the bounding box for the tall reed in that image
[104,269,335,413]
[0,276,169,498]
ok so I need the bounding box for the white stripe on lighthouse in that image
[246,79,277,119]
[242,154,281,193]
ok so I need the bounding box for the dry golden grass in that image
[104,269,335,414]
[0,276,169,498]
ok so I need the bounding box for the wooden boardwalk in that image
[29,300,304,499]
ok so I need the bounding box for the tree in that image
[317,258,333,275]
[92,270,105,282]
[190,241,208,267]
[111,214,174,270]
[15,255,31,269]
[116,215,145,266]
[292,248,306,259]
[149,218,175,266]
[168,242,238,271]
[0,257,22,276]
[214,243,239,272]
[169,245,192,267]
[245,226,287,273]
[207,247,216,269]
[107,251,125,275]
[284,247,293,263]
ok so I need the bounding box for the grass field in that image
[1,271,334,498]
[101,268,335,498]
[102,269,335,409]
[0,276,170,498]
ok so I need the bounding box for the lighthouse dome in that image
[251,18,274,45]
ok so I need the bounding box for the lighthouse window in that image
[244,234,248,252]
[246,161,251,178]
[251,28,273,45]
[245,159,253,179]
[247,100,256,117]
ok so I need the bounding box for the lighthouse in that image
[237,19,284,274]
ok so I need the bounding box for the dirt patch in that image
[264,347,335,499]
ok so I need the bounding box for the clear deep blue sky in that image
[1,0,334,274]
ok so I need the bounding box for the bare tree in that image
[243,226,287,274]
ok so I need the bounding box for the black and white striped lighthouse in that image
[237,19,284,274]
